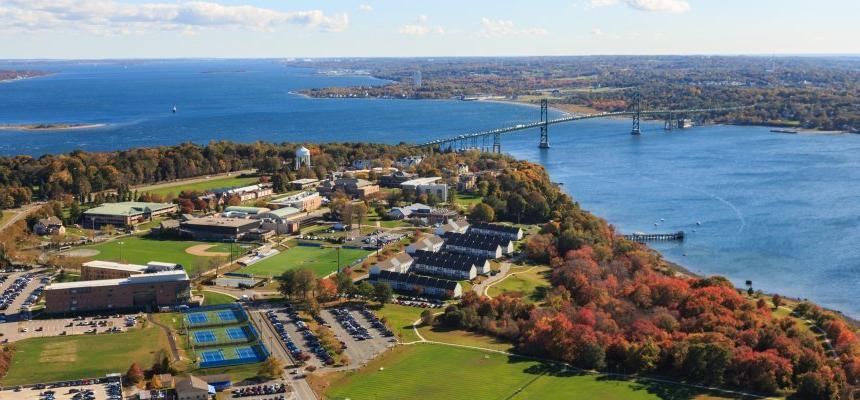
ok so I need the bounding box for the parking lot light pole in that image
[118,241,124,263]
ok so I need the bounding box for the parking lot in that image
[254,302,395,372]
[0,379,122,400]
[320,306,395,368]
[0,270,51,322]
[0,314,138,343]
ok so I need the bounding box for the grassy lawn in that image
[375,304,423,342]
[0,210,17,227]
[487,266,551,303]
[141,176,259,198]
[236,246,371,278]
[366,208,413,229]
[202,290,237,306]
[417,325,515,352]
[453,193,483,208]
[322,344,738,400]
[1,324,168,386]
[82,236,243,272]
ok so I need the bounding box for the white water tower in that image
[295,146,311,170]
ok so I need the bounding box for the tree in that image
[373,282,393,303]
[469,203,495,223]
[794,371,840,400]
[68,200,82,224]
[125,362,144,386]
[356,281,374,298]
[420,309,435,326]
[258,357,284,379]
[772,294,782,309]
[335,270,355,294]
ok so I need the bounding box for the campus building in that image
[81,260,182,281]
[405,235,445,254]
[45,270,191,314]
[180,217,261,241]
[369,252,414,275]
[379,171,417,188]
[401,177,448,202]
[370,270,461,299]
[82,201,177,228]
[33,216,65,235]
[213,184,272,202]
[469,222,524,241]
[222,206,269,218]
[258,207,302,234]
[267,191,321,212]
[442,232,513,259]
[410,250,491,280]
[289,178,321,190]
[317,178,380,199]
[435,219,470,236]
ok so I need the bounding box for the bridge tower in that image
[539,99,550,148]
[631,92,642,135]
[664,111,674,131]
[492,132,501,154]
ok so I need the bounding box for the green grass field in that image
[453,193,483,208]
[202,290,237,306]
[1,324,168,386]
[375,304,423,342]
[236,245,371,277]
[324,344,739,400]
[141,176,259,198]
[82,236,241,272]
[487,266,551,303]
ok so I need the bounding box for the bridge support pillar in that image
[664,112,674,131]
[539,99,550,148]
[631,92,641,135]
[492,132,501,154]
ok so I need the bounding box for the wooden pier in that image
[623,231,685,242]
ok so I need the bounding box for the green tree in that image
[373,282,393,303]
[258,357,284,379]
[356,281,374,298]
[420,309,435,326]
[469,203,495,223]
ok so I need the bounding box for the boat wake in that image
[639,175,746,234]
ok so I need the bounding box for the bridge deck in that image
[416,106,749,148]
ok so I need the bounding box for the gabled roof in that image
[470,222,522,235]
[373,270,459,291]
[38,216,63,226]
[443,232,509,252]
[176,375,209,392]
[412,250,486,272]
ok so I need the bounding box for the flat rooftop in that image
[46,270,189,290]
[402,177,442,186]
[83,201,176,217]
[83,260,148,273]
[181,217,260,228]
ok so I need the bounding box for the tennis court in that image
[193,330,217,344]
[218,310,239,323]
[200,349,225,363]
[226,327,248,341]
[233,346,258,361]
[183,306,245,328]
[186,312,209,326]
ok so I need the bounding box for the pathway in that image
[471,259,513,296]
[0,202,44,232]
[147,313,181,362]
[481,265,539,298]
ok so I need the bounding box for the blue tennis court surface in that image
[218,310,238,323]
[233,346,257,360]
[226,327,247,341]
[201,349,225,363]
[187,313,208,325]
[193,330,216,344]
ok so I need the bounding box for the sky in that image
[0,0,858,59]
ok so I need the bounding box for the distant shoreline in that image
[0,123,107,132]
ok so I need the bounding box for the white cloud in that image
[591,28,604,36]
[0,0,350,34]
[589,0,690,13]
[359,4,373,12]
[398,15,445,36]
[480,18,547,38]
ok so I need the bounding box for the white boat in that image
[172,105,177,113]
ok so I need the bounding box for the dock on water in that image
[623,231,685,242]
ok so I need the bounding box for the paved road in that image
[472,259,514,296]
[0,202,44,232]
[250,310,318,400]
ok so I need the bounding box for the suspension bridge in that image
[415,94,751,153]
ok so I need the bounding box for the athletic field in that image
[325,344,739,400]
[82,237,242,272]
[141,175,259,198]
[236,245,371,277]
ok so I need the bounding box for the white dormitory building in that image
[395,156,423,169]
[370,270,462,299]
[442,232,514,259]
[401,177,448,202]
[406,234,445,254]
[435,219,470,236]
[469,222,524,241]
[214,184,272,202]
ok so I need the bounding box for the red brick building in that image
[45,270,191,314]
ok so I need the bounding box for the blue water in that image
[2,59,859,317]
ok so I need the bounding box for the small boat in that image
[696,221,702,226]
[172,105,177,113]
[770,128,798,134]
